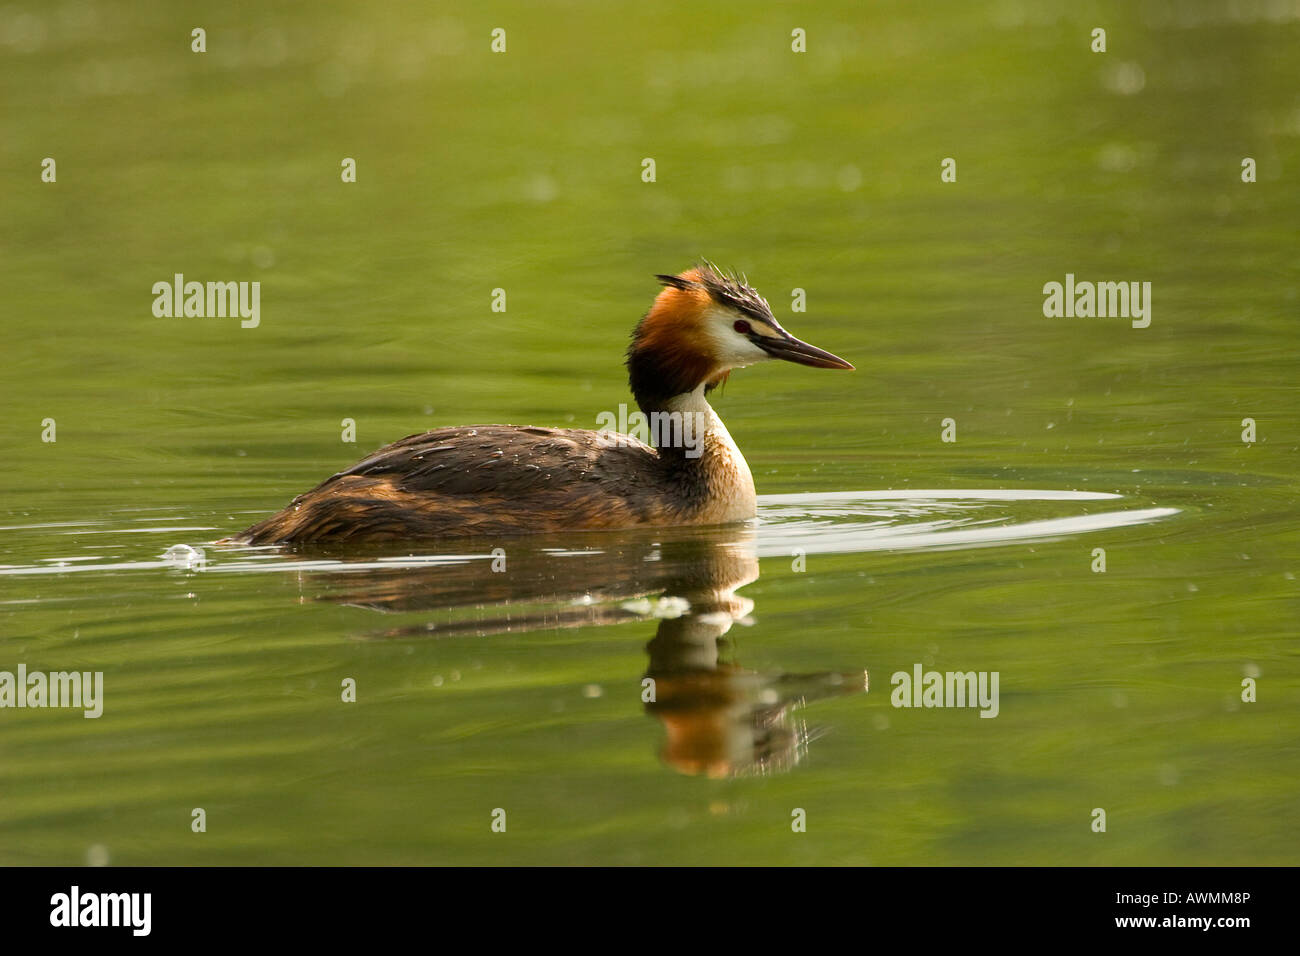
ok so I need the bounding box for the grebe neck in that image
[653,385,756,521]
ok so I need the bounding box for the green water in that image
[1,1,1297,865]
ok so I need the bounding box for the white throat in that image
[663,384,731,446]
[663,384,756,521]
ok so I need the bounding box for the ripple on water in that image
[0,489,1178,579]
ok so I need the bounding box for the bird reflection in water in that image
[302,526,866,778]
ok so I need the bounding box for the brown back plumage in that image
[233,424,716,544]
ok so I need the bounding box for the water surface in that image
[1,0,1296,865]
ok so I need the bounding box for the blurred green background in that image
[0,0,1296,864]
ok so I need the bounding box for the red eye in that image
[733,319,751,334]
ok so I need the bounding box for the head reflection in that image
[640,537,864,778]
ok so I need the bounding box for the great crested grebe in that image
[231,263,852,545]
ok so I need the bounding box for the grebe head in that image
[626,261,853,412]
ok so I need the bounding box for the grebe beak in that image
[754,330,855,370]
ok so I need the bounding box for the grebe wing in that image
[320,425,661,496]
